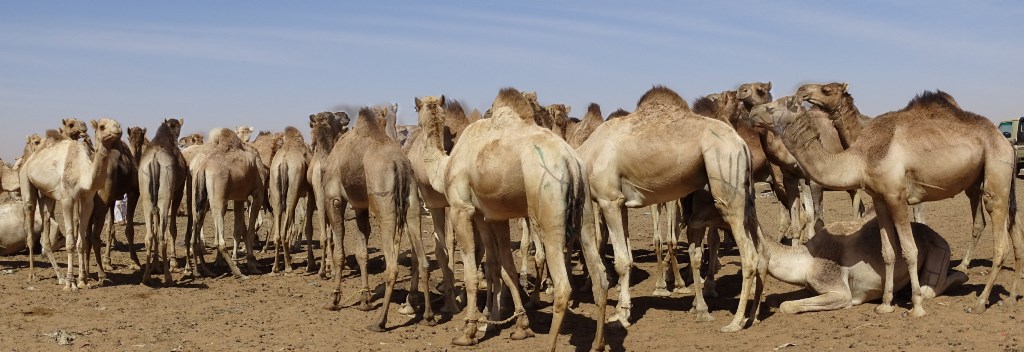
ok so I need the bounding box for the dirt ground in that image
[2,182,1024,352]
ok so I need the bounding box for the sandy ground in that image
[2,182,1024,352]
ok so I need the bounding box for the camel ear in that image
[178,118,184,126]
[840,82,849,93]
[565,106,571,114]
[90,120,99,130]
[439,95,446,107]
[414,97,422,112]
[766,81,772,91]
[142,128,147,134]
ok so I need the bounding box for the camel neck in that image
[780,113,864,190]
[83,144,112,191]
[829,97,865,148]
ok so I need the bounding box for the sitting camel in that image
[764,208,967,314]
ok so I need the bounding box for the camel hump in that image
[45,129,66,141]
[492,87,535,122]
[905,90,961,111]
[636,85,688,111]
[607,108,630,119]
[585,103,602,119]
[445,99,466,119]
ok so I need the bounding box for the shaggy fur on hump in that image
[902,90,961,111]
[584,103,602,120]
[353,106,390,141]
[607,108,630,119]
[636,85,689,111]
[492,87,535,122]
[692,95,720,118]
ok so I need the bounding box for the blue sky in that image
[1,1,1022,160]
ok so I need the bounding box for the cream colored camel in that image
[372,103,400,141]
[415,89,609,351]
[304,111,349,278]
[188,128,265,278]
[250,130,281,245]
[0,201,63,256]
[235,126,254,143]
[269,126,312,274]
[404,99,471,314]
[764,209,967,314]
[21,119,123,290]
[138,119,187,285]
[1,159,18,194]
[577,86,764,333]
[567,103,604,148]
[748,93,1023,317]
[319,107,436,332]
[179,133,203,148]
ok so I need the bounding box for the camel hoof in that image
[719,323,742,333]
[695,311,715,322]
[606,312,631,328]
[874,304,895,314]
[451,335,478,347]
[903,306,926,318]
[509,328,535,340]
[366,324,386,333]
[356,302,374,312]
[398,303,416,316]
[127,263,141,271]
[673,286,694,295]
[420,316,438,327]
[322,303,343,311]
[965,304,987,314]
[952,264,969,272]
[652,288,672,297]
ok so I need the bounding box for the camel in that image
[188,128,265,278]
[1,159,19,194]
[606,108,630,119]
[138,119,187,285]
[179,133,204,148]
[404,99,473,314]
[763,208,967,314]
[128,127,148,162]
[269,126,312,274]
[235,126,254,143]
[577,86,763,333]
[319,107,436,333]
[21,119,123,290]
[414,89,609,351]
[87,120,141,280]
[747,93,1023,317]
[0,201,62,256]
[249,131,281,243]
[304,111,349,278]
[372,103,400,141]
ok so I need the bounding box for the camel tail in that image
[148,161,161,213]
[563,159,585,244]
[277,163,288,216]
[194,165,209,213]
[393,163,410,233]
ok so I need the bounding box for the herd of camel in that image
[1,81,1022,352]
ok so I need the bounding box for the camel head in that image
[60,118,89,140]
[796,82,849,114]
[162,119,184,139]
[545,104,571,138]
[90,118,123,148]
[747,96,804,135]
[414,96,446,130]
[235,125,255,142]
[693,90,739,123]
[23,134,43,156]
[128,126,147,145]
[736,81,773,110]
[179,133,204,148]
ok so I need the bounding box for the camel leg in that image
[159,196,174,287]
[702,227,722,298]
[213,200,246,278]
[872,198,898,314]
[954,188,986,272]
[912,204,926,224]
[353,209,373,311]
[798,179,815,245]
[811,182,825,233]
[302,195,316,272]
[403,194,436,326]
[283,185,300,274]
[518,217,532,288]
[126,191,141,269]
[270,186,283,273]
[652,203,671,297]
[579,199,608,352]
[59,198,77,291]
[719,214,758,333]
[450,206,481,347]
[782,175,801,244]
[428,208,459,314]
[779,290,853,314]
[103,207,115,271]
[968,174,1012,314]
[666,201,687,294]
[141,196,157,284]
[851,189,866,220]
[313,186,332,278]
[322,198,349,311]
[367,205,401,332]
[885,196,928,318]
[686,225,712,321]
[242,198,263,275]
[37,198,63,283]
[489,220,535,341]
[1006,211,1024,303]
[599,200,633,327]
[531,219,550,300]
[21,183,39,282]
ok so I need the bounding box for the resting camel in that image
[415,89,609,351]
[320,107,435,332]
[577,86,763,333]
[138,119,187,285]
[404,99,472,314]
[763,208,967,314]
[0,201,62,256]
[269,126,312,274]
[188,128,265,278]
[748,93,1023,317]
[21,119,123,290]
[1,159,19,194]
[304,111,349,278]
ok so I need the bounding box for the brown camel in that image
[304,111,349,278]
[188,128,265,278]
[235,126,254,143]
[269,126,312,274]
[87,119,142,280]
[577,86,764,333]
[128,127,148,162]
[179,133,204,148]
[319,107,436,333]
[748,92,1023,317]
[404,99,471,314]
[138,118,187,285]
[415,89,609,351]
[21,119,123,290]
[372,103,400,141]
